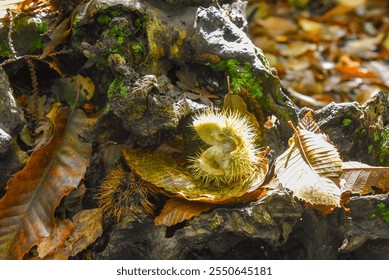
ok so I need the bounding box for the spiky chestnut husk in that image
[189,109,261,187]
[96,166,158,222]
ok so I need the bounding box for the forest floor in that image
[247,0,389,109]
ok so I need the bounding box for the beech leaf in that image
[340,161,389,194]
[275,142,342,207]
[275,112,343,208]
[0,108,92,260]
[154,198,213,227]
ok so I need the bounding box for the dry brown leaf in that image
[154,198,213,227]
[37,219,74,259]
[37,209,103,259]
[0,108,92,260]
[40,2,83,59]
[69,208,103,257]
[340,161,389,194]
[334,66,378,79]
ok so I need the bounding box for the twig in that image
[6,9,18,59]
[25,58,40,127]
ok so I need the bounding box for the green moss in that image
[374,132,380,142]
[373,129,389,165]
[30,38,45,52]
[342,118,353,126]
[355,127,366,136]
[378,129,389,165]
[213,59,271,112]
[110,10,122,17]
[131,42,144,53]
[72,16,81,36]
[368,145,373,154]
[103,104,111,114]
[215,59,263,99]
[0,42,12,58]
[108,25,126,45]
[371,203,389,223]
[97,14,111,25]
[35,21,49,33]
[72,16,81,27]
[134,15,148,33]
[107,77,127,99]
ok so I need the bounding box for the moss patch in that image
[214,59,264,99]
[373,128,389,165]
[107,77,127,99]
[371,203,389,223]
[342,118,353,126]
[0,42,12,58]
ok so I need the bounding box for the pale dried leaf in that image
[340,161,389,194]
[294,128,342,178]
[275,143,342,207]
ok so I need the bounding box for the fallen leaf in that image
[279,41,316,57]
[298,18,322,32]
[0,108,92,260]
[154,198,213,226]
[37,209,103,259]
[257,16,297,37]
[69,208,103,257]
[275,138,342,207]
[340,161,389,194]
[334,66,378,79]
[37,219,74,259]
[342,33,384,59]
[275,113,343,209]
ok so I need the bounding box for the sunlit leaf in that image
[0,108,92,260]
[154,198,213,227]
[275,140,342,207]
[275,113,343,209]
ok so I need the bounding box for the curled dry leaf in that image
[0,108,92,260]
